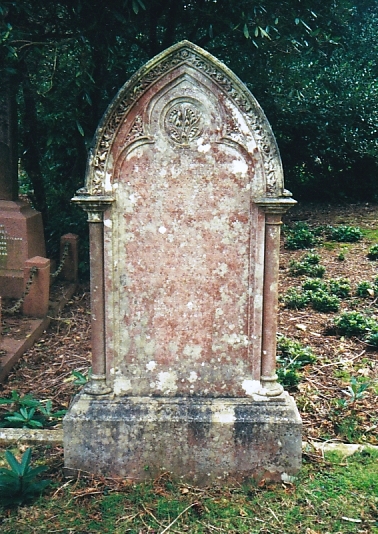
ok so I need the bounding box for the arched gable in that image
[84,40,284,198]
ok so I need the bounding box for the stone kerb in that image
[22,256,50,318]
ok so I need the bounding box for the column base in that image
[63,393,302,485]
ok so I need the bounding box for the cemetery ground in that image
[0,202,377,533]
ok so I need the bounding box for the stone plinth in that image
[64,393,301,484]
[0,201,46,298]
[64,40,301,482]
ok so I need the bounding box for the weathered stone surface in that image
[64,392,301,484]
[0,201,46,297]
[64,40,301,482]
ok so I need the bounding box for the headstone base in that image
[0,200,46,297]
[63,393,302,484]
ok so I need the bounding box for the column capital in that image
[255,193,297,216]
[72,189,114,222]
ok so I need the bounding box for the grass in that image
[1,447,378,533]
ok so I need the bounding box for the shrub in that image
[326,225,363,242]
[328,278,351,298]
[333,311,378,337]
[356,281,374,298]
[289,256,325,278]
[302,278,327,292]
[282,288,310,309]
[284,223,319,250]
[367,244,378,260]
[310,290,340,313]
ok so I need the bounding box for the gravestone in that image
[64,41,301,483]
[0,74,45,297]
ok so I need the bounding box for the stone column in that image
[256,196,296,396]
[72,194,114,395]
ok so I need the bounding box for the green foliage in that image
[283,223,318,250]
[333,311,378,337]
[356,281,374,297]
[289,252,325,277]
[326,225,363,242]
[276,336,316,390]
[71,368,92,386]
[328,277,351,298]
[0,448,50,507]
[302,278,327,292]
[365,330,378,347]
[341,376,370,405]
[282,287,310,309]
[310,290,340,312]
[367,243,378,260]
[0,390,66,429]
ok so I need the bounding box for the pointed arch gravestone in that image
[64,41,301,483]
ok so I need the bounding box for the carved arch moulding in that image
[83,40,285,197]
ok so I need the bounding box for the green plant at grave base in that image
[367,243,378,260]
[71,368,92,386]
[282,287,310,309]
[310,290,340,313]
[276,336,316,390]
[289,252,325,278]
[333,311,378,338]
[326,225,363,242]
[328,278,351,298]
[283,222,319,250]
[331,377,371,442]
[0,390,66,429]
[0,448,50,508]
[341,376,371,406]
[356,281,374,297]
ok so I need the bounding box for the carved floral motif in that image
[164,102,202,145]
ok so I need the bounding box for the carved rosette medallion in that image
[164,102,202,146]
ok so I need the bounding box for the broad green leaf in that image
[19,448,32,476]
[5,451,22,475]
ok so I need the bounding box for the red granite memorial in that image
[64,41,301,483]
[0,74,45,298]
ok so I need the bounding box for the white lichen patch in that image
[222,333,249,348]
[197,137,211,153]
[159,226,167,234]
[183,344,202,359]
[211,405,236,423]
[231,159,248,176]
[242,379,261,396]
[188,371,198,383]
[105,172,112,192]
[157,371,178,393]
[146,360,157,372]
[113,377,132,395]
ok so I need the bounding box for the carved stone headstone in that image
[64,41,301,483]
[0,74,45,297]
